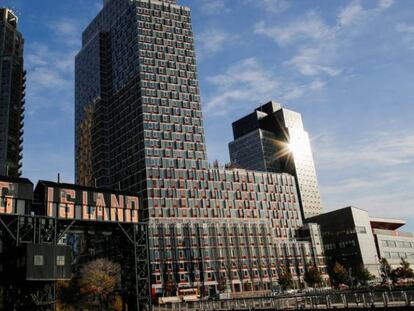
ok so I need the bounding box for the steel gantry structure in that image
[0,213,151,310]
[0,176,152,310]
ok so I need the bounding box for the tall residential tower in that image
[0,8,25,177]
[229,101,323,219]
[75,0,207,210]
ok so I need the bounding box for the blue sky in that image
[3,0,414,229]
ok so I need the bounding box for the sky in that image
[2,0,414,230]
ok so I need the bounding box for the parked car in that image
[338,283,349,290]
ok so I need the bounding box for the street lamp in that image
[348,267,353,289]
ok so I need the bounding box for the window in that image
[355,226,366,234]
[403,242,411,248]
[399,252,407,258]
[56,256,65,266]
[34,255,44,266]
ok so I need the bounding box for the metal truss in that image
[118,222,152,311]
[0,214,151,311]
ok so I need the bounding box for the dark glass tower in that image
[0,8,25,177]
[75,0,207,212]
[229,101,323,219]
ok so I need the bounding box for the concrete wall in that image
[375,229,414,268]
[351,208,380,277]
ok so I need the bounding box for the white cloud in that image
[204,58,279,115]
[378,0,394,10]
[29,67,71,89]
[49,18,83,46]
[396,23,414,50]
[315,130,414,218]
[321,175,414,220]
[25,42,75,114]
[200,0,231,16]
[254,12,333,47]
[338,1,365,26]
[309,79,326,91]
[245,0,290,14]
[196,28,239,56]
[26,51,48,67]
[255,0,290,13]
[255,1,394,79]
[95,1,103,11]
[286,47,341,77]
[261,0,290,13]
[254,12,340,78]
[25,16,82,116]
[315,131,414,170]
[204,58,326,115]
[337,0,394,28]
[21,7,105,182]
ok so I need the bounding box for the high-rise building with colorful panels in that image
[76,0,206,201]
[0,8,25,177]
[76,0,328,298]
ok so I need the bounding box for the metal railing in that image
[153,290,414,310]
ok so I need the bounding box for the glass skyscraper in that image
[76,0,328,299]
[229,101,323,219]
[75,0,206,212]
[0,8,25,177]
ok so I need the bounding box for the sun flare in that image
[288,138,308,156]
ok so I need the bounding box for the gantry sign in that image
[36,180,140,222]
[0,176,150,311]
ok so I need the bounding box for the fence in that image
[153,290,414,310]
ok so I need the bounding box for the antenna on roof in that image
[57,173,61,183]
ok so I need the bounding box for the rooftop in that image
[0,8,18,27]
[370,216,406,230]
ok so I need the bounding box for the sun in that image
[288,138,308,156]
